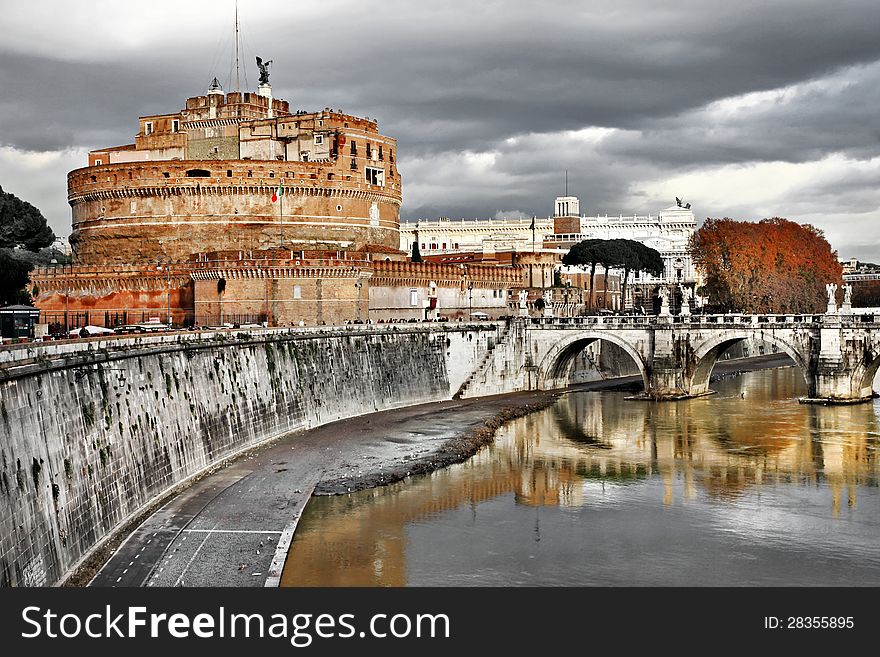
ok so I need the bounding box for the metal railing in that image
[526,313,856,327]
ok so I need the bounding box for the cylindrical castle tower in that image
[68,84,402,264]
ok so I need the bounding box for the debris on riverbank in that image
[315,393,559,495]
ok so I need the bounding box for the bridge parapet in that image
[525,313,849,328]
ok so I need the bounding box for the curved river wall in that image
[0,324,500,587]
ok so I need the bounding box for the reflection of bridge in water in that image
[459,314,880,403]
[283,372,880,586]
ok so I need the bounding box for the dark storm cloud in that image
[598,61,880,168]
[0,51,235,152]
[4,0,880,155]
[274,0,880,155]
[0,0,879,242]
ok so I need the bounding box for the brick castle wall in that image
[68,159,402,264]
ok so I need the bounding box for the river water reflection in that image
[282,367,880,586]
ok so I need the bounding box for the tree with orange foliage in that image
[689,217,842,313]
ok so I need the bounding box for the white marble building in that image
[401,196,699,287]
[400,216,554,256]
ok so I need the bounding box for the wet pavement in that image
[90,391,551,587]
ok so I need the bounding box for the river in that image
[281,366,880,586]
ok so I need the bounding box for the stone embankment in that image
[0,324,502,587]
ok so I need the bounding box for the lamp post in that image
[50,259,69,335]
[467,281,474,320]
[355,278,363,322]
[157,259,171,328]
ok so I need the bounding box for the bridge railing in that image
[527,313,832,327]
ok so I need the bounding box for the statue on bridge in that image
[826,282,838,314]
[542,289,554,318]
[518,289,529,316]
[679,284,692,316]
[841,283,853,313]
[658,286,671,317]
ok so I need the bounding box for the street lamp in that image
[157,259,171,328]
[50,259,69,335]
[467,281,474,320]
[355,278,363,322]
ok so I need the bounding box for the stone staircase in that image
[453,323,511,399]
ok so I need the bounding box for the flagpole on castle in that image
[273,178,283,249]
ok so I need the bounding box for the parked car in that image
[114,324,147,334]
[135,320,172,332]
[69,325,115,337]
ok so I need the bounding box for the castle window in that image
[389,149,394,163]
[366,143,372,159]
[350,159,357,170]
[293,285,302,299]
[163,172,170,178]
[378,144,383,160]
[350,140,357,155]
[227,170,233,177]
[365,167,384,186]
[336,204,342,211]
[269,172,275,178]
[94,159,102,166]
[247,170,253,177]
[442,243,447,250]
[410,290,419,307]
[185,169,210,177]
[145,121,153,135]
[172,119,180,133]
[90,175,97,182]
[314,134,324,145]
[327,173,334,180]
[301,152,310,162]
[454,243,459,249]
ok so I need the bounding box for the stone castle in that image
[72,80,401,263]
[32,72,564,329]
[31,63,701,330]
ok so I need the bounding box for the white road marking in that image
[182,529,284,534]
[173,522,219,587]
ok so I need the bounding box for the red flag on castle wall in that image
[272,179,283,203]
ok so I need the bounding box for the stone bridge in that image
[460,312,880,403]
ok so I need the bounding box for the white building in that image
[400,216,554,256]
[401,196,699,286]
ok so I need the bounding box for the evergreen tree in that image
[0,185,56,305]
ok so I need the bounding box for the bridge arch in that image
[689,331,810,396]
[538,331,649,392]
[849,348,880,398]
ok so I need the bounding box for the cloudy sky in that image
[1,0,878,259]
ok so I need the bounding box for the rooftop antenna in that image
[234,1,241,92]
